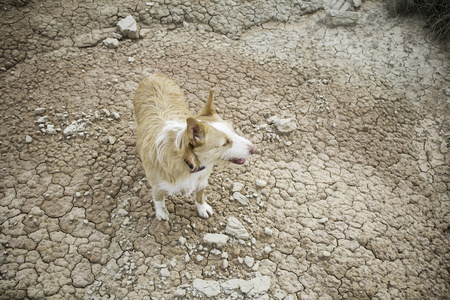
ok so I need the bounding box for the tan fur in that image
[133,74,255,220]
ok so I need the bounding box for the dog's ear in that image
[186,118,205,147]
[198,89,216,117]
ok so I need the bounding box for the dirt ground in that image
[0,0,449,299]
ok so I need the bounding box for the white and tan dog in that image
[133,74,256,220]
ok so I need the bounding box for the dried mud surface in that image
[1,0,449,299]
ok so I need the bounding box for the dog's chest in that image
[158,168,212,196]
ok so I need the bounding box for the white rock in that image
[179,236,186,245]
[160,268,170,277]
[240,276,271,296]
[108,136,116,145]
[102,108,111,117]
[36,116,48,123]
[232,182,244,192]
[139,28,151,38]
[63,123,74,134]
[203,233,229,247]
[117,15,140,39]
[25,135,32,143]
[128,57,135,63]
[112,112,120,119]
[264,227,273,236]
[222,259,228,269]
[225,217,249,240]
[169,259,176,267]
[264,245,272,254]
[34,108,46,115]
[174,288,186,297]
[63,121,85,136]
[321,250,331,259]
[350,0,362,7]
[252,261,260,271]
[323,10,360,27]
[221,279,244,294]
[274,290,287,300]
[318,217,328,224]
[117,209,128,217]
[103,38,119,49]
[210,249,221,256]
[267,116,297,133]
[46,124,57,134]
[193,279,221,297]
[244,256,254,268]
[255,179,267,188]
[196,255,204,262]
[233,192,249,205]
[240,280,254,294]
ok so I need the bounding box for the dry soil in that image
[0,0,449,299]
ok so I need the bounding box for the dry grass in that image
[386,0,450,40]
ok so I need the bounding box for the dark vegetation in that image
[387,0,450,40]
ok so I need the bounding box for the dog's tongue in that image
[230,158,246,165]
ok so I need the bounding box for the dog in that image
[133,74,256,220]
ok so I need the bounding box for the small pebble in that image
[256,179,267,188]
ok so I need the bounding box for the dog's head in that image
[183,90,256,170]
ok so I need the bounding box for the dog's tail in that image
[133,74,189,124]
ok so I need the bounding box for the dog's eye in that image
[223,139,231,146]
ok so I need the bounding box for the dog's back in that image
[133,74,191,127]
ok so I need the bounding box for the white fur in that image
[158,166,212,196]
[155,121,186,163]
[209,122,253,160]
[196,201,213,218]
[154,199,169,221]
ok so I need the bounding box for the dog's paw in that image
[196,202,213,218]
[155,202,169,221]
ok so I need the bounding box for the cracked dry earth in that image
[1,0,449,299]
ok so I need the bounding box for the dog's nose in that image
[249,145,257,155]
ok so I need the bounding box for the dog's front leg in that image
[153,189,169,221]
[195,188,213,218]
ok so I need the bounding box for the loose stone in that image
[203,233,229,247]
[225,217,250,240]
[255,179,267,188]
[232,192,249,205]
[232,182,244,192]
[244,256,254,268]
[117,15,140,39]
[103,38,119,49]
[192,279,221,297]
[267,116,297,133]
